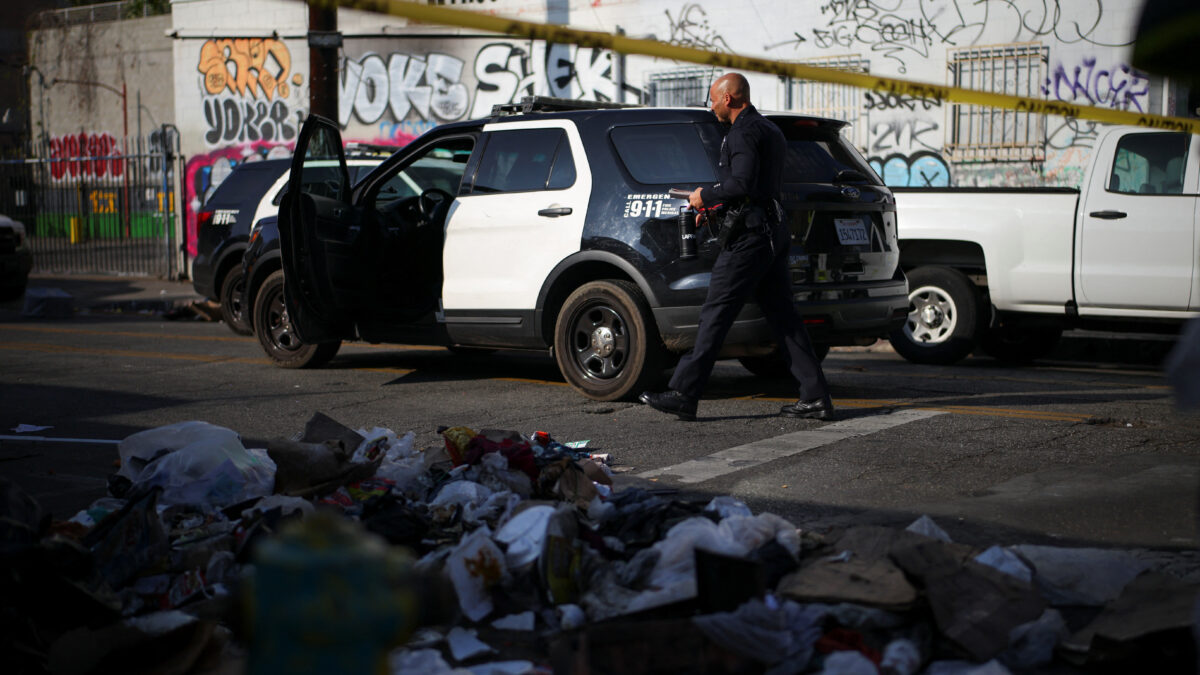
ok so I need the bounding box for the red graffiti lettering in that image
[48,133,125,181]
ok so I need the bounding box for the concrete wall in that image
[29,13,175,150]
[165,0,1191,256]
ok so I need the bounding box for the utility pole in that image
[307,0,340,121]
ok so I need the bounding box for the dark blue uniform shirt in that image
[699,105,786,207]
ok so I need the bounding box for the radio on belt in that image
[670,188,697,260]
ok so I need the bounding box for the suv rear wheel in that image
[253,270,340,368]
[554,280,665,401]
[219,266,253,336]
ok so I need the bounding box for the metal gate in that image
[0,128,183,278]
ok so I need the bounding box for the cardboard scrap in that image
[892,540,1046,662]
[776,556,918,610]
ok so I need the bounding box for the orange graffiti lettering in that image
[197,38,298,101]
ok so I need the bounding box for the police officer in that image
[640,73,833,422]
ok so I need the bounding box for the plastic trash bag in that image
[118,422,275,507]
[493,505,555,570]
[446,528,507,621]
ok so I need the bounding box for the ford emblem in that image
[841,186,860,200]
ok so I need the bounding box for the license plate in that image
[834,218,869,246]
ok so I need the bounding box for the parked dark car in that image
[192,158,291,334]
[0,214,34,300]
[266,97,908,401]
[193,150,389,335]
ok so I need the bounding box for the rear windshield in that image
[611,123,719,185]
[771,119,880,185]
[204,160,290,209]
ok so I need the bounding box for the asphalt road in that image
[1,288,1197,563]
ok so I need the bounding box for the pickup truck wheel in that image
[889,266,984,365]
[981,325,1062,363]
[554,280,665,401]
[738,343,830,378]
[219,266,253,336]
[253,270,340,369]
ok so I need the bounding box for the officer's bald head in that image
[709,73,751,124]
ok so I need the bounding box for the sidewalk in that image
[19,274,209,317]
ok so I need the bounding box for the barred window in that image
[947,44,1048,162]
[787,56,869,150]
[646,67,722,107]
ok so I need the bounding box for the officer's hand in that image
[688,187,704,210]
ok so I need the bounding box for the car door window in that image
[373,138,474,209]
[471,129,573,194]
[1108,132,1189,195]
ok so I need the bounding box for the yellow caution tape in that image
[325,0,1200,135]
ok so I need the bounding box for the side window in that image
[1108,133,1189,195]
[373,138,475,209]
[610,123,717,184]
[471,128,574,194]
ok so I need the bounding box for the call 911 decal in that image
[622,193,683,219]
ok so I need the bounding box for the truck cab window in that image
[1108,132,1189,196]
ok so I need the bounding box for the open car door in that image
[279,115,357,343]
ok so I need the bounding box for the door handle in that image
[538,206,572,217]
[1088,210,1127,219]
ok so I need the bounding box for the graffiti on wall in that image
[919,0,1125,49]
[1042,57,1149,112]
[774,0,1129,73]
[48,133,124,181]
[183,143,292,257]
[868,151,951,187]
[340,43,641,143]
[339,52,470,128]
[812,0,934,73]
[196,38,307,148]
[664,4,732,53]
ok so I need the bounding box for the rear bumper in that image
[654,277,909,352]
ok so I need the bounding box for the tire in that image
[981,324,1062,364]
[218,265,253,336]
[253,270,340,369]
[554,279,666,401]
[738,343,829,378]
[889,266,985,365]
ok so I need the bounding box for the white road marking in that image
[0,435,121,445]
[636,409,946,484]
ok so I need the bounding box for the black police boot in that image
[780,395,835,421]
[639,390,698,421]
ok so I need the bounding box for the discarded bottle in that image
[678,207,697,260]
[245,513,452,675]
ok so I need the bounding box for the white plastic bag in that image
[118,422,275,507]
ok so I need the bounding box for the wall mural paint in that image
[48,132,124,181]
[196,38,307,148]
[182,142,292,257]
[748,0,1139,189]
[339,40,643,142]
[869,151,951,187]
[1042,57,1149,112]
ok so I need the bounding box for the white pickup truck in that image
[889,126,1199,364]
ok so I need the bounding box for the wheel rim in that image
[566,301,629,380]
[904,284,958,345]
[265,288,303,353]
[224,275,245,322]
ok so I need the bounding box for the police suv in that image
[276,97,908,401]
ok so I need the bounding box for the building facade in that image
[25,0,1196,269]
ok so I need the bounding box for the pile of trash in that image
[2,413,1197,674]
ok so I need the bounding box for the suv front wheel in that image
[554,280,665,401]
[253,270,341,368]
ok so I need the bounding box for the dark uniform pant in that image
[669,218,829,401]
